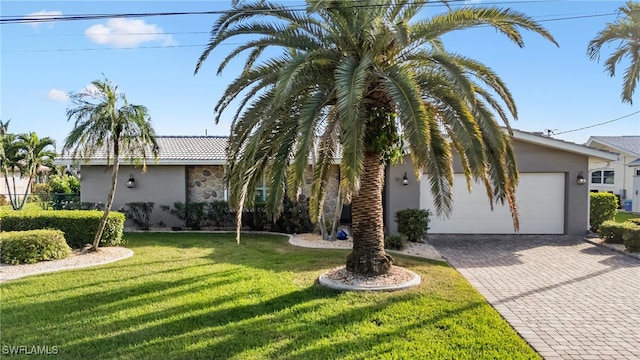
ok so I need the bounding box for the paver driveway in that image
[428,235,640,360]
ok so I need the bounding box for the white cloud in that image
[85,18,175,48]
[25,10,62,28]
[79,84,100,96]
[47,88,69,102]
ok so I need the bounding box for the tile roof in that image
[57,136,228,164]
[588,136,640,156]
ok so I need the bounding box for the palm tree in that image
[0,122,55,210]
[588,1,640,104]
[64,78,158,251]
[195,0,557,276]
[13,132,56,210]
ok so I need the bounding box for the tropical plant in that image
[588,1,640,104]
[0,125,56,210]
[195,0,557,275]
[63,77,158,251]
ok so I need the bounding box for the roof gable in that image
[586,136,640,156]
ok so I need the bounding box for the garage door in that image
[420,173,565,234]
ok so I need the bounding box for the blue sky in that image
[1,0,639,152]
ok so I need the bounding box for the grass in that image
[615,211,639,223]
[1,232,540,359]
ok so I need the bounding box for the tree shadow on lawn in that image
[1,233,494,359]
[8,282,490,359]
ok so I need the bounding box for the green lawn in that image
[1,233,539,359]
[615,211,639,223]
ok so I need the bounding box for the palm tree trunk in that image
[91,156,119,251]
[346,151,393,275]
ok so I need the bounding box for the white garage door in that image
[420,173,565,234]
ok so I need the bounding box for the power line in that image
[0,0,598,25]
[553,111,640,135]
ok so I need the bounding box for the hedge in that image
[0,229,71,264]
[623,225,640,253]
[0,210,125,248]
[590,192,618,232]
[598,220,629,244]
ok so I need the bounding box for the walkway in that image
[428,235,640,360]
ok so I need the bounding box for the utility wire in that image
[553,111,640,135]
[0,0,596,25]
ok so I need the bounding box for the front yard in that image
[1,232,539,359]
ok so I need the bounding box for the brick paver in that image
[428,235,640,360]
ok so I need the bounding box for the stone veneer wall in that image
[187,164,343,222]
[187,165,226,202]
[302,165,342,221]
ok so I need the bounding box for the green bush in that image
[395,208,431,242]
[206,200,230,228]
[0,229,71,264]
[32,183,53,210]
[0,210,125,248]
[273,197,314,234]
[598,220,629,244]
[590,192,618,232]
[125,202,155,230]
[627,218,640,226]
[49,174,80,194]
[623,225,640,252]
[161,202,207,230]
[384,234,406,250]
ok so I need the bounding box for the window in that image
[590,170,614,185]
[635,168,640,177]
[255,177,269,202]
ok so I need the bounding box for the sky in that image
[1,0,639,153]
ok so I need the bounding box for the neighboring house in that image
[0,165,50,198]
[586,136,640,210]
[56,130,618,235]
[386,130,618,235]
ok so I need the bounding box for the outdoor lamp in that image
[126,174,135,188]
[577,171,587,185]
[402,172,409,186]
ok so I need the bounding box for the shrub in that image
[598,220,628,244]
[627,218,640,226]
[395,208,431,242]
[0,210,125,248]
[124,202,155,230]
[0,229,71,264]
[623,225,640,252]
[206,200,230,228]
[243,203,269,231]
[0,194,7,206]
[273,197,314,234]
[32,183,53,210]
[384,234,406,250]
[49,174,80,194]
[590,192,618,232]
[161,202,207,230]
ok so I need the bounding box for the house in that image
[386,130,618,235]
[0,165,50,199]
[56,130,618,235]
[586,136,640,211]
[55,136,341,229]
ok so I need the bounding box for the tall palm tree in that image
[588,1,640,104]
[64,78,158,251]
[196,0,557,276]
